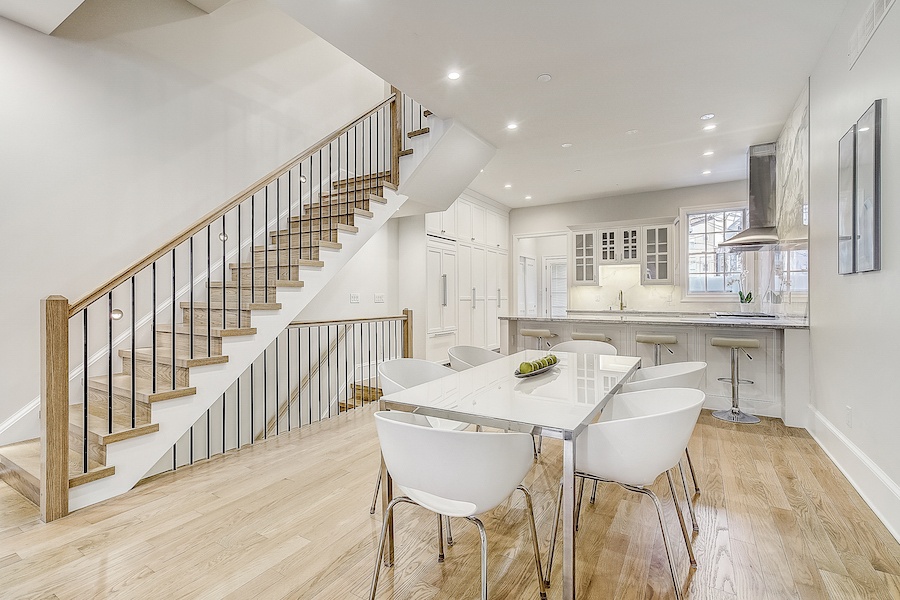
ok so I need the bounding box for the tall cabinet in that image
[424,195,509,361]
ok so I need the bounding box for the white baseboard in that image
[808,406,900,544]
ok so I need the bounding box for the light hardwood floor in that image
[1,407,900,599]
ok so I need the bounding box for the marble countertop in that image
[501,310,809,329]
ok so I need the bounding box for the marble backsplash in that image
[568,263,808,317]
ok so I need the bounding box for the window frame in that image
[679,202,754,303]
[543,255,568,318]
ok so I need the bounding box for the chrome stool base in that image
[713,408,760,424]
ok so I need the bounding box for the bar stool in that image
[636,334,677,366]
[520,328,556,350]
[710,337,760,424]
[572,332,611,343]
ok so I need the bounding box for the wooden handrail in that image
[68,94,397,317]
[288,314,407,328]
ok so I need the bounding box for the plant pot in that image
[739,303,753,313]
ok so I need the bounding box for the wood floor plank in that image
[1,407,899,599]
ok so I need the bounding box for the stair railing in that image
[158,310,412,473]
[39,93,404,522]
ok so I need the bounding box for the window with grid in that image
[685,207,748,295]
[773,247,809,294]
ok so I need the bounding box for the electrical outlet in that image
[845,405,852,428]
[374,293,385,303]
[350,293,360,304]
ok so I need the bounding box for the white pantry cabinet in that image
[425,239,457,336]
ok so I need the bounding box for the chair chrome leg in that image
[370,468,382,515]
[624,484,683,600]
[685,447,701,496]
[437,513,445,563]
[666,470,697,567]
[544,481,563,587]
[532,436,539,460]
[446,515,454,546]
[678,461,699,532]
[589,480,598,504]
[369,496,413,600]
[574,476,585,531]
[518,486,548,600]
[537,435,543,454]
[466,516,489,600]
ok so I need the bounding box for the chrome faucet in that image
[618,290,626,311]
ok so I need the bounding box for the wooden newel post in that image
[402,309,413,358]
[41,295,69,522]
[390,86,402,186]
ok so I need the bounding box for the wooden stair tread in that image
[423,109,433,117]
[68,407,159,445]
[230,260,324,269]
[333,171,391,188]
[407,127,430,138]
[156,323,257,338]
[118,348,229,368]
[312,193,387,206]
[291,208,372,222]
[274,222,358,233]
[87,374,197,403]
[253,240,341,252]
[0,439,113,490]
[179,301,281,311]
[399,149,414,157]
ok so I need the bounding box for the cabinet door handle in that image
[497,289,501,308]
[442,274,448,306]
[473,287,477,308]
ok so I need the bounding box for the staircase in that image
[0,93,423,518]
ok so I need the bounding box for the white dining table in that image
[378,349,641,600]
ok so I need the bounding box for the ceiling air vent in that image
[849,0,896,68]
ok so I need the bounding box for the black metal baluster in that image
[152,262,157,393]
[276,177,281,296]
[307,325,312,426]
[237,203,242,333]
[344,323,349,411]
[207,407,211,460]
[207,226,212,358]
[355,321,360,410]
[318,149,323,259]
[251,194,256,304]
[287,329,291,432]
[327,324,332,418]
[275,336,280,435]
[189,237,194,360]
[171,249,176,391]
[190,425,194,465]
[374,320,379,402]
[367,321,372,405]
[131,276,136,428]
[173,442,177,471]
[317,326,322,421]
[82,310,88,473]
[222,392,226,454]
[251,361,256,444]
[221,215,227,335]
[265,185,269,293]
[107,291,113,435]
[237,375,241,449]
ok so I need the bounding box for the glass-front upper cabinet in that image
[598,227,641,264]
[571,231,597,285]
[642,224,674,285]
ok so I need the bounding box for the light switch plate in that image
[350,293,360,304]
[374,293,385,303]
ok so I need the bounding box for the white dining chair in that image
[448,345,503,371]
[551,339,617,355]
[609,361,707,528]
[370,410,547,600]
[370,358,469,542]
[544,388,705,600]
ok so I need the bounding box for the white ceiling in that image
[270,0,848,209]
[0,0,86,34]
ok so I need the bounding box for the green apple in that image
[519,361,534,374]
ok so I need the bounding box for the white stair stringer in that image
[69,187,407,511]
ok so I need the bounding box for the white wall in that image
[0,0,385,426]
[807,0,900,538]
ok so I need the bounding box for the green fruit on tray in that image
[548,354,557,364]
[519,361,534,374]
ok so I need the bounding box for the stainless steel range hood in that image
[719,142,778,249]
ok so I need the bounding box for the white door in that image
[485,249,499,348]
[543,256,568,318]
[472,245,487,347]
[442,248,458,332]
[426,245,443,334]
[522,256,538,317]
[457,243,473,346]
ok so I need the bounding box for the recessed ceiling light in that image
[537,73,552,83]
[626,129,639,135]
[702,170,712,175]
[703,124,717,131]
[504,184,512,188]
[561,143,573,148]
[447,71,460,80]
[859,126,871,132]
[507,123,518,130]
[703,151,714,156]
[480,169,484,173]
[574,169,582,173]
[700,113,715,120]
[525,195,532,200]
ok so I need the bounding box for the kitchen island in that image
[501,312,809,427]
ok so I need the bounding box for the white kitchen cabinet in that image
[485,249,509,349]
[457,243,487,347]
[457,199,488,244]
[570,231,598,285]
[425,205,457,239]
[426,239,457,336]
[641,224,674,285]
[485,210,509,250]
[598,227,641,264]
